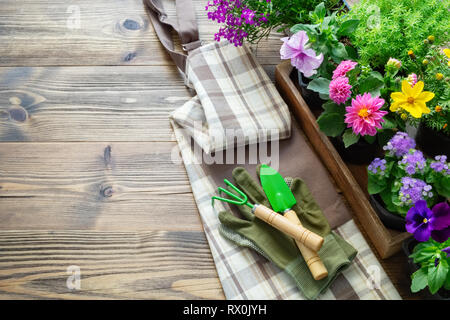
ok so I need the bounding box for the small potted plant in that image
[367,131,450,230]
[402,200,450,299]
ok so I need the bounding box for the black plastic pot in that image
[402,237,450,300]
[330,135,382,165]
[369,194,406,231]
[295,71,325,112]
[415,122,450,158]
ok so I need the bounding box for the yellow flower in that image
[435,105,442,112]
[436,73,444,80]
[390,80,435,118]
[427,35,435,42]
[401,113,408,120]
[444,48,450,58]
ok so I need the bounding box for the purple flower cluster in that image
[368,158,387,175]
[398,149,426,175]
[399,177,433,207]
[382,131,416,158]
[430,155,450,175]
[206,0,270,46]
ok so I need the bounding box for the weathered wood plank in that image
[0,0,283,67]
[0,66,191,142]
[0,142,203,231]
[0,230,224,299]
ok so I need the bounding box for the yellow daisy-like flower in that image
[444,48,450,67]
[390,80,435,118]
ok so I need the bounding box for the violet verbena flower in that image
[280,31,323,78]
[399,177,433,207]
[398,149,426,175]
[206,0,270,46]
[406,200,450,242]
[332,60,358,79]
[344,93,387,136]
[382,131,416,158]
[368,158,387,175]
[329,76,352,105]
[430,155,450,175]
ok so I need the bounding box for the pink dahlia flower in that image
[280,31,323,78]
[329,76,352,105]
[332,60,358,79]
[344,93,387,136]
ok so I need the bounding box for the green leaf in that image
[363,134,376,144]
[428,259,448,294]
[358,72,384,96]
[382,117,397,130]
[331,42,348,62]
[434,175,450,198]
[307,77,330,95]
[337,19,360,37]
[367,174,387,194]
[345,45,358,60]
[410,268,428,293]
[322,101,344,114]
[290,24,317,35]
[342,129,360,148]
[316,112,345,137]
[314,2,326,20]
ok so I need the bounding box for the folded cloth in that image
[171,41,291,154]
[218,167,357,300]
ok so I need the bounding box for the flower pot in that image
[369,194,406,231]
[330,135,382,165]
[402,237,450,300]
[295,71,325,112]
[415,122,450,158]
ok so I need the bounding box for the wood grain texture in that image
[0,0,283,67]
[0,230,224,299]
[0,141,205,231]
[0,66,189,142]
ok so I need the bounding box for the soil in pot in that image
[415,122,450,158]
[403,237,450,300]
[369,194,406,231]
[330,135,383,165]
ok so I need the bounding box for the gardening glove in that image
[218,167,357,300]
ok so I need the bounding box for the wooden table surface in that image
[0,0,423,299]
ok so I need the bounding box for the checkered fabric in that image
[172,41,291,154]
[170,118,401,300]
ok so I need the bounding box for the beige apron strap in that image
[144,0,202,73]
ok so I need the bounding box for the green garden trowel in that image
[260,164,329,280]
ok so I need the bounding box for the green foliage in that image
[291,3,358,79]
[342,0,450,72]
[235,0,343,44]
[410,238,450,295]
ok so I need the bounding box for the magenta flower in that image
[407,73,418,87]
[344,93,387,136]
[332,60,358,79]
[406,201,450,242]
[280,31,323,78]
[329,76,352,105]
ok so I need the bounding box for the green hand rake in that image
[212,179,324,252]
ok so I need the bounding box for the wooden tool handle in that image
[283,210,328,280]
[253,205,324,252]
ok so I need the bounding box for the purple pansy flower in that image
[280,31,323,78]
[443,246,450,257]
[406,200,450,242]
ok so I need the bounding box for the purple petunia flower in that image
[383,131,416,158]
[398,149,426,175]
[280,31,323,78]
[406,201,450,242]
[399,177,433,206]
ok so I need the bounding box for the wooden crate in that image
[275,61,411,259]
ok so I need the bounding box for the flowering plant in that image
[406,201,450,295]
[367,131,449,216]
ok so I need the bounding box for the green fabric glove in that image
[218,167,357,300]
